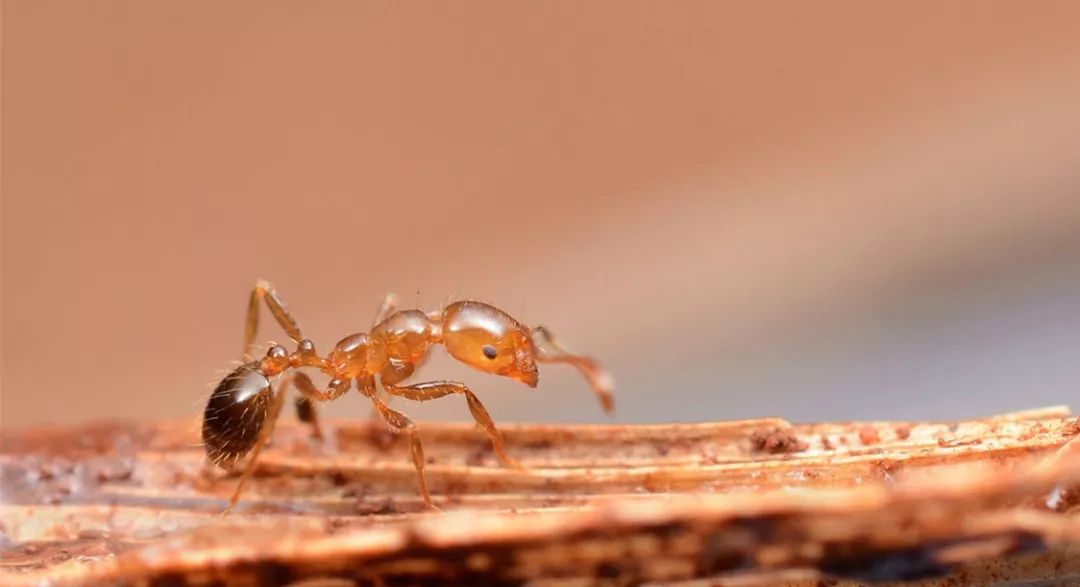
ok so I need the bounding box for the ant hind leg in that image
[244,280,304,358]
[222,376,290,515]
[293,395,325,442]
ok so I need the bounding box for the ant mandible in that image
[202,280,615,512]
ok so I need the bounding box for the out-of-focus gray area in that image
[3,3,1080,428]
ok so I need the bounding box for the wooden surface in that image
[2,407,1079,586]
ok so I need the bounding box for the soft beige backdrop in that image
[4,2,1080,428]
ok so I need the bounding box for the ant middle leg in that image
[532,326,615,414]
[371,292,400,328]
[367,394,435,509]
[364,355,414,425]
[383,381,521,469]
[365,291,405,440]
[244,280,304,358]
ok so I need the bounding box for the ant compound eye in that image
[482,345,498,360]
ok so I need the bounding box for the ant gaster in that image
[202,281,615,512]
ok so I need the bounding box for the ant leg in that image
[223,377,289,515]
[364,356,413,423]
[244,280,304,358]
[371,292,400,328]
[292,371,352,402]
[532,326,615,415]
[293,396,324,442]
[289,372,352,444]
[365,292,403,435]
[384,381,521,469]
[368,394,436,509]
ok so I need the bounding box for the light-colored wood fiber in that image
[2,406,1078,586]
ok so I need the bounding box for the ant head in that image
[442,301,539,387]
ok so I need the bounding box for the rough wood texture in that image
[2,406,1079,586]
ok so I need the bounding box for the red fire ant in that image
[202,281,614,512]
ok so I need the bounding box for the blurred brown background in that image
[3,2,1080,429]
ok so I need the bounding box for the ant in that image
[202,280,614,512]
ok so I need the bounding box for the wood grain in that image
[2,406,1078,586]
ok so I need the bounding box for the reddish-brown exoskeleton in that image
[202,281,614,512]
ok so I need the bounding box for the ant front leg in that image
[383,381,521,469]
[532,326,615,415]
[244,279,304,358]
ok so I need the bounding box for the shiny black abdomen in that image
[202,362,273,467]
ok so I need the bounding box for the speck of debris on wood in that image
[750,427,808,454]
[859,426,880,446]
